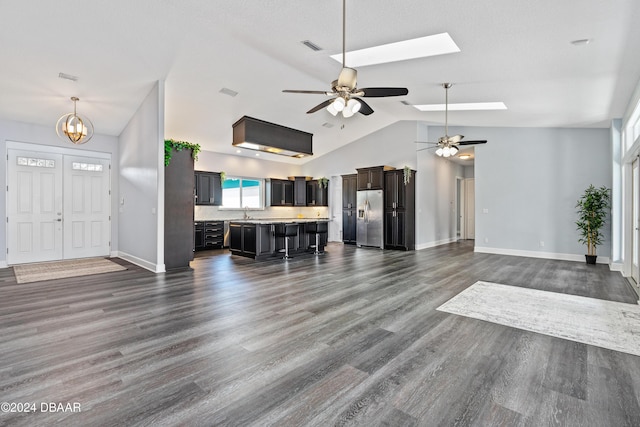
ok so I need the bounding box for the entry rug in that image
[437,281,640,357]
[13,257,127,284]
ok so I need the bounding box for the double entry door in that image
[7,147,111,265]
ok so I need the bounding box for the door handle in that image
[55,218,62,222]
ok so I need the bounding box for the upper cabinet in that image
[267,179,294,206]
[194,171,222,206]
[294,177,307,206]
[306,180,328,206]
[342,174,357,209]
[356,166,393,190]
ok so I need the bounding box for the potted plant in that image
[318,177,329,189]
[403,166,412,185]
[164,139,200,166]
[576,184,611,264]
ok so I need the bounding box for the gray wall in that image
[0,118,119,266]
[118,81,165,271]
[472,126,611,259]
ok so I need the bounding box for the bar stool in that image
[275,223,298,259]
[306,221,328,254]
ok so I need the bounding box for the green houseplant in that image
[164,139,200,166]
[576,184,611,264]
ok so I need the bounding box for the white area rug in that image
[437,281,640,357]
[13,257,127,284]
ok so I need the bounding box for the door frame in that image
[6,141,113,265]
[455,176,465,240]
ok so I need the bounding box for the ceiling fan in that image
[416,83,487,157]
[282,0,408,117]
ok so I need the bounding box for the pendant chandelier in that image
[56,96,94,144]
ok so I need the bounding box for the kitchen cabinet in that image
[356,166,393,190]
[306,180,328,206]
[342,209,357,244]
[341,174,357,244]
[268,179,294,206]
[384,169,416,250]
[342,174,357,209]
[195,221,223,251]
[230,223,257,256]
[294,177,307,206]
[194,171,222,206]
[164,148,195,269]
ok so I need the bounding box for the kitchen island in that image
[229,219,329,260]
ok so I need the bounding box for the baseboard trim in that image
[609,262,624,272]
[116,251,166,273]
[416,237,458,250]
[474,246,610,265]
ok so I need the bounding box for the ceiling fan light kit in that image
[415,83,488,157]
[55,96,94,145]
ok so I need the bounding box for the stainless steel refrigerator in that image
[356,189,384,248]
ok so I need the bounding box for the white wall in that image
[0,118,119,267]
[472,126,611,261]
[118,81,165,272]
[301,120,418,177]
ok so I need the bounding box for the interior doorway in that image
[329,175,342,242]
[6,144,111,265]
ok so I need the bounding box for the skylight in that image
[413,102,508,112]
[330,32,460,67]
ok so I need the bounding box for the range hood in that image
[232,116,313,158]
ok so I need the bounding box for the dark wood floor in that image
[1,241,639,426]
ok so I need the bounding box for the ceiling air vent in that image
[301,40,322,51]
[400,100,411,105]
[58,72,78,81]
[219,87,239,97]
[322,122,334,128]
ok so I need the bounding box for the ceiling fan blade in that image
[448,134,464,144]
[283,90,331,95]
[353,97,374,115]
[306,98,335,114]
[414,141,438,145]
[337,67,357,90]
[457,140,488,146]
[360,87,409,97]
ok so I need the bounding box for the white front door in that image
[63,155,111,259]
[7,148,111,265]
[7,149,64,264]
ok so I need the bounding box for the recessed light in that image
[458,154,472,160]
[255,153,260,157]
[236,149,242,153]
[413,102,507,112]
[330,32,460,67]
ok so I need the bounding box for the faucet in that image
[243,206,250,220]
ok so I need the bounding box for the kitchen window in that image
[221,177,264,209]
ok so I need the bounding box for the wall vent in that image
[219,87,239,97]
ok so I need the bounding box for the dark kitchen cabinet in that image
[342,174,357,209]
[342,174,357,244]
[194,221,223,251]
[268,179,294,206]
[356,166,393,190]
[294,177,307,206]
[384,169,415,250]
[306,180,328,206]
[165,148,195,269]
[195,171,222,206]
[229,223,257,256]
[342,209,357,244]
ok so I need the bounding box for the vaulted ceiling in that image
[1,0,639,164]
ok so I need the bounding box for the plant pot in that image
[585,255,597,265]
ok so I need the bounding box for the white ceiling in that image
[1,0,639,164]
